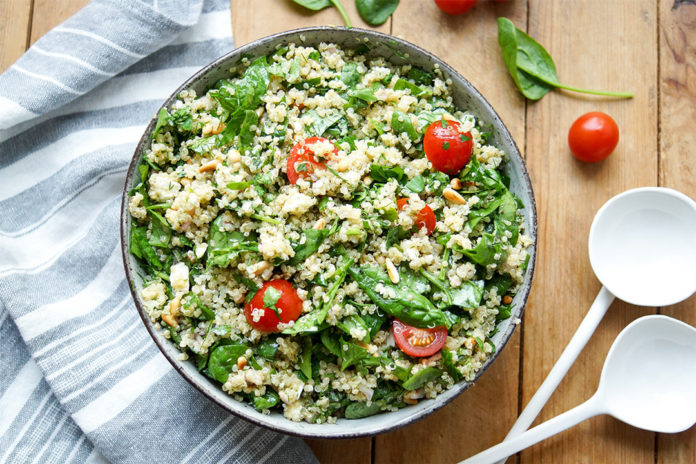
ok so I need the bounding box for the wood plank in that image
[522,0,658,463]
[29,0,88,45]
[0,0,33,72]
[375,1,528,462]
[657,0,696,462]
[231,0,390,47]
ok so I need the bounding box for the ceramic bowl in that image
[120,26,537,439]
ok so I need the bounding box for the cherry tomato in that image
[286,136,338,184]
[397,198,436,235]
[392,319,447,358]
[244,279,303,332]
[423,120,473,175]
[434,0,477,15]
[568,112,619,163]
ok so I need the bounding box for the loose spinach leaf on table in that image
[347,266,449,329]
[292,0,352,27]
[497,17,633,100]
[356,0,400,26]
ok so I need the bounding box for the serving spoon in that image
[462,314,696,464]
[495,187,696,463]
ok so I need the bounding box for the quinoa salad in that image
[128,42,532,423]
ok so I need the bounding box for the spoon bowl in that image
[600,315,696,433]
[588,187,696,307]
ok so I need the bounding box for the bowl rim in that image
[120,25,537,439]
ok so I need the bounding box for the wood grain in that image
[374,1,528,462]
[522,1,658,463]
[657,0,696,461]
[0,0,33,72]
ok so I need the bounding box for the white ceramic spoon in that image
[494,187,696,464]
[462,315,696,464]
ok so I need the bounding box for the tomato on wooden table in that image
[568,111,619,162]
[392,319,447,358]
[423,119,473,175]
[397,198,436,235]
[286,136,338,184]
[244,279,303,332]
[434,0,477,15]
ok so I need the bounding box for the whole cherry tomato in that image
[434,0,477,15]
[244,279,303,332]
[392,319,447,358]
[286,136,338,184]
[568,112,619,163]
[397,198,437,235]
[423,119,473,175]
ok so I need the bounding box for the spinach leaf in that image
[369,164,406,183]
[460,233,507,266]
[361,311,386,340]
[227,181,252,190]
[184,293,216,320]
[344,400,383,419]
[257,339,279,360]
[152,108,171,138]
[300,337,313,379]
[189,136,216,154]
[340,62,361,87]
[391,110,419,141]
[347,266,448,329]
[252,389,279,411]
[487,274,515,299]
[131,226,162,270]
[398,266,430,295]
[407,67,433,85]
[441,349,462,381]
[292,0,352,27]
[336,314,370,342]
[344,383,404,419]
[289,224,338,266]
[171,107,194,132]
[402,366,442,390]
[356,0,400,26]
[393,78,430,98]
[450,280,485,309]
[320,330,343,357]
[207,214,258,268]
[346,87,377,107]
[416,108,448,131]
[497,18,632,100]
[207,343,248,383]
[283,257,354,334]
[287,59,301,83]
[404,175,425,193]
[147,211,171,248]
[340,339,368,370]
[305,109,343,138]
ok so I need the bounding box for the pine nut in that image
[210,122,225,135]
[237,356,247,370]
[449,178,462,190]
[199,160,219,173]
[443,187,467,205]
[162,313,178,328]
[313,217,326,230]
[502,295,513,305]
[386,258,399,284]
[169,297,181,317]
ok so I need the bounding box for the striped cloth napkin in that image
[0,0,317,462]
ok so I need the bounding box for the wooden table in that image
[2,1,694,462]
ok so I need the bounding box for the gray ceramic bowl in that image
[120,26,537,439]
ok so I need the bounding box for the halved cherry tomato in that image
[244,279,303,332]
[392,319,447,358]
[397,198,436,235]
[286,136,338,184]
[434,0,477,15]
[423,120,473,175]
[568,112,619,163]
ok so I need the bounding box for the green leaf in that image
[404,175,426,193]
[441,349,462,381]
[347,266,448,329]
[460,233,507,266]
[300,337,313,379]
[356,0,400,25]
[226,181,252,190]
[207,214,258,268]
[171,107,194,131]
[147,211,171,248]
[263,286,283,320]
[369,164,405,183]
[340,62,361,87]
[450,280,485,309]
[340,339,368,370]
[304,109,343,137]
[320,330,343,357]
[207,343,248,383]
[292,0,332,11]
[257,339,279,360]
[252,389,279,410]
[287,59,301,83]
[289,225,338,266]
[189,136,216,154]
[391,110,419,141]
[402,366,442,390]
[184,293,216,320]
[345,401,383,419]
[393,78,430,98]
[336,314,370,342]
[152,108,172,138]
[407,67,433,85]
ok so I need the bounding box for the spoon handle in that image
[494,286,615,464]
[461,395,604,464]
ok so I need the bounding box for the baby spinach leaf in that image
[497,17,633,100]
[189,136,216,154]
[348,266,448,329]
[450,280,485,309]
[356,0,400,26]
[226,181,252,190]
[441,349,462,381]
[347,87,377,106]
[131,226,162,271]
[460,233,507,266]
[404,175,426,193]
[320,330,343,357]
[340,62,361,88]
[344,400,383,419]
[496,304,513,323]
[289,224,338,266]
[184,292,216,320]
[391,110,419,141]
[207,343,248,383]
[147,211,171,248]
[487,274,515,299]
[207,214,259,268]
[171,107,194,132]
[306,109,343,137]
[402,366,442,390]
[369,164,405,183]
[257,339,279,360]
[152,108,172,138]
[292,0,352,27]
[336,314,370,342]
[398,266,430,295]
[252,389,279,411]
[407,67,433,86]
[361,311,386,340]
[300,337,313,379]
[287,59,301,83]
[393,78,430,98]
[340,339,368,370]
